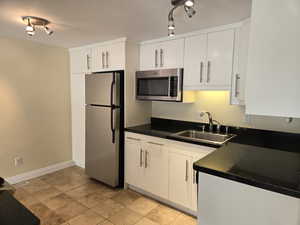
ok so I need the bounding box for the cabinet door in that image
[140,43,159,70]
[91,45,106,72]
[206,29,234,89]
[106,42,125,70]
[159,39,184,69]
[231,20,250,105]
[143,142,169,199]
[246,0,300,118]
[169,151,192,209]
[70,48,90,74]
[184,34,207,89]
[125,137,144,189]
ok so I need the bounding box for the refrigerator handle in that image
[110,73,116,144]
[110,107,115,144]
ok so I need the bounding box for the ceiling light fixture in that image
[168,0,196,37]
[22,16,54,37]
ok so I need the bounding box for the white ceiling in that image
[0,0,252,48]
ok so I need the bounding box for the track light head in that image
[168,29,175,37]
[185,0,194,7]
[44,26,54,35]
[184,5,196,18]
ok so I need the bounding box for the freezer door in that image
[85,73,120,106]
[85,105,120,187]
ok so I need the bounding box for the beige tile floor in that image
[13,166,197,225]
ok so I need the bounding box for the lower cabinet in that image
[125,132,215,212]
[125,136,168,199]
[169,151,192,209]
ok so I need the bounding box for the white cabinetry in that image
[91,40,125,72]
[140,39,184,70]
[169,151,192,209]
[183,34,207,89]
[69,47,92,74]
[124,137,144,188]
[184,29,235,90]
[125,135,169,199]
[246,0,300,118]
[125,132,215,213]
[231,19,251,105]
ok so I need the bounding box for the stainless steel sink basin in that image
[171,130,236,146]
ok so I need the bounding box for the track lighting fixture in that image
[22,16,54,37]
[168,0,196,37]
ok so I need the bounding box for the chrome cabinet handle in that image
[207,61,211,83]
[86,55,90,70]
[145,151,149,168]
[185,160,189,182]
[235,74,240,97]
[160,49,164,67]
[147,141,164,146]
[140,149,143,167]
[155,50,158,67]
[126,137,141,141]
[200,62,203,83]
[102,52,105,69]
[106,51,109,68]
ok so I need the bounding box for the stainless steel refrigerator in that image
[85,71,124,187]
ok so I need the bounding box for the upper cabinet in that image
[246,0,300,118]
[231,19,251,105]
[69,38,126,75]
[184,29,235,90]
[91,40,125,72]
[140,39,184,70]
[69,47,92,74]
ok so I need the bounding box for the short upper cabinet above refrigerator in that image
[184,29,235,90]
[140,39,184,70]
[91,40,125,73]
[69,47,92,74]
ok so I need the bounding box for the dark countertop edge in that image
[125,128,166,138]
[193,165,300,199]
[125,127,221,148]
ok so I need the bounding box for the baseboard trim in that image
[6,161,75,184]
[74,161,85,169]
[128,184,197,217]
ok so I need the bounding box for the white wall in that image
[0,37,72,178]
[152,91,300,133]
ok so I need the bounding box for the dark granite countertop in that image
[0,191,40,225]
[193,143,300,198]
[126,117,300,198]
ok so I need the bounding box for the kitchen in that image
[0,0,300,225]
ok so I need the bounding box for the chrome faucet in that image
[200,111,214,132]
[200,111,222,133]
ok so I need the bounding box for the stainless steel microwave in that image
[136,68,183,102]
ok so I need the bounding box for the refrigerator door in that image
[85,105,120,187]
[85,73,120,106]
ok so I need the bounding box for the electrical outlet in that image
[14,157,23,167]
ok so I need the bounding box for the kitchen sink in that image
[171,130,236,146]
